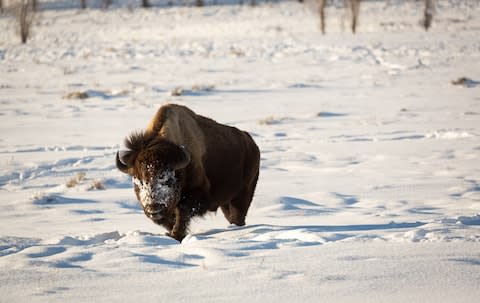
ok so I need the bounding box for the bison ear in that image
[116,151,131,174]
[173,145,191,170]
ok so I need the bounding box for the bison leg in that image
[224,183,257,226]
[225,201,247,226]
[169,208,189,241]
[151,216,176,238]
[168,191,210,241]
[221,202,247,226]
[220,204,232,223]
[155,217,175,231]
[225,169,259,226]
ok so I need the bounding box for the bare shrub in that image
[171,87,184,96]
[258,116,292,125]
[89,180,106,191]
[423,0,435,31]
[66,172,86,188]
[14,0,36,44]
[63,91,89,100]
[79,1,111,11]
[258,116,279,125]
[170,85,214,97]
[318,0,360,34]
[318,0,326,34]
[451,77,480,88]
[349,0,360,33]
[103,0,111,9]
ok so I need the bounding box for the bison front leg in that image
[168,208,189,241]
[151,216,176,237]
[169,191,209,241]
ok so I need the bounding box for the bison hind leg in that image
[221,204,244,226]
[226,167,259,226]
[221,203,246,226]
[222,184,257,226]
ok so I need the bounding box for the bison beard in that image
[116,104,260,242]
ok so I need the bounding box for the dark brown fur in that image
[117,104,260,241]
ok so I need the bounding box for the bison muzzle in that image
[116,104,260,241]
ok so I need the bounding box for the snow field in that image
[1,1,480,302]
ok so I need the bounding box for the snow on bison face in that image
[116,133,191,226]
[132,162,181,221]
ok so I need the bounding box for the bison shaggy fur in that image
[116,104,260,241]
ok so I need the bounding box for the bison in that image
[116,104,260,241]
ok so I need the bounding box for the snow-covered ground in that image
[1,1,479,302]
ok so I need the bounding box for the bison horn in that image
[116,151,130,174]
[174,145,191,170]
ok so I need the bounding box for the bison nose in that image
[145,203,166,215]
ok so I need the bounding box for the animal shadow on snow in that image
[198,196,425,249]
[269,196,338,216]
[199,221,425,250]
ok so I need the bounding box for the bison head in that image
[116,132,190,222]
